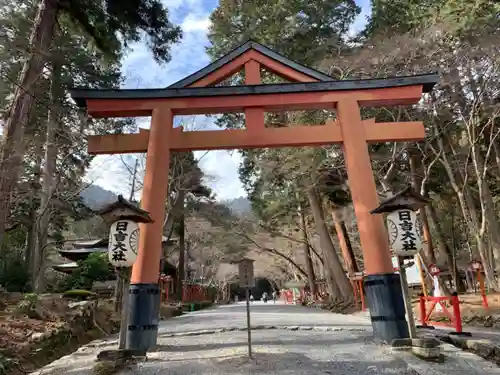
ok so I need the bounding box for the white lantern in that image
[386,209,422,256]
[108,219,140,267]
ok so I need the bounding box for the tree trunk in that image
[434,139,497,290]
[176,210,185,301]
[306,186,352,300]
[331,213,359,275]
[25,140,44,284]
[0,0,59,253]
[163,190,185,241]
[409,150,436,264]
[298,201,316,296]
[426,204,466,292]
[33,62,60,293]
[491,138,500,176]
[469,138,500,276]
[409,148,454,293]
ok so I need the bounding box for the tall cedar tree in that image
[0,0,182,251]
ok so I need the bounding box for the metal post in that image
[118,269,131,350]
[397,256,417,339]
[245,287,252,359]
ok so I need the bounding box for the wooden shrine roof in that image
[70,73,438,108]
[167,40,333,88]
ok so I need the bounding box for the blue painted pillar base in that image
[364,273,409,344]
[126,283,161,352]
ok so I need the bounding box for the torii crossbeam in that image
[70,40,438,350]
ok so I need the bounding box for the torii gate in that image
[70,41,438,350]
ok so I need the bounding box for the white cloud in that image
[161,0,184,9]
[182,15,211,33]
[162,0,205,10]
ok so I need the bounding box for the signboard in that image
[108,219,139,267]
[238,259,255,288]
[470,260,483,271]
[387,209,422,256]
[429,264,441,276]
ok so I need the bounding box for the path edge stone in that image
[157,325,370,338]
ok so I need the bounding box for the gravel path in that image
[156,301,372,334]
[32,301,500,375]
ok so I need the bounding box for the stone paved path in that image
[32,301,500,375]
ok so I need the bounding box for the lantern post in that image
[370,186,431,340]
[99,195,153,355]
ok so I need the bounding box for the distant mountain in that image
[223,197,251,215]
[80,185,252,217]
[80,185,117,210]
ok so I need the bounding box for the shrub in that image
[0,352,11,375]
[0,250,30,293]
[57,253,112,292]
[62,289,97,300]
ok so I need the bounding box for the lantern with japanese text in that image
[98,195,153,268]
[108,219,139,267]
[386,209,422,256]
[371,186,431,257]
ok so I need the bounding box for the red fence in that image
[159,275,209,304]
[182,283,208,302]
[418,293,469,335]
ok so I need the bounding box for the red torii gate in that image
[70,41,438,350]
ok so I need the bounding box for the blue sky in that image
[86,0,371,201]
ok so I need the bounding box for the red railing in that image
[159,275,209,304]
[182,283,208,303]
[352,280,366,310]
[418,293,464,334]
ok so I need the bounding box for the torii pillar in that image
[337,100,409,342]
[69,41,438,350]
